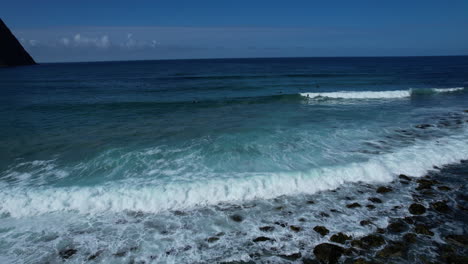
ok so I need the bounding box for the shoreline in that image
[270,162,468,264]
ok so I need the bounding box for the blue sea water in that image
[0,56,468,263]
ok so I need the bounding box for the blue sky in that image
[3,0,468,62]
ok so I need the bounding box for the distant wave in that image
[300,87,464,99]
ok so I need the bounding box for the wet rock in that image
[376,186,392,194]
[403,217,414,224]
[206,237,219,243]
[440,254,468,264]
[353,235,385,249]
[431,201,450,213]
[415,124,432,129]
[387,219,408,233]
[376,242,405,258]
[259,226,275,232]
[416,179,438,190]
[87,250,102,261]
[320,212,331,217]
[445,235,468,248]
[353,258,372,264]
[376,228,385,234]
[230,214,244,222]
[299,217,307,222]
[307,200,316,204]
[330,233,352,244]
[314,226,330,236]
[366,204,376,210]
[253,236,274,242]
[360,220,373,226]
[274,221,287,227]
[302,258,320,264]
[278,252,302,260]
[398,174,412,181]
[346,203,362,209]
[409,203,426,215]
[437,186,451,191]
[59,248,77,259]
[290,225,301,232]
[313,243,344,264]
[368,197,382,203]
[403,233,417,243]
[414,224,434,236]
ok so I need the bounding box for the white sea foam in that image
[1,131,467,218]
[300,87,464,99]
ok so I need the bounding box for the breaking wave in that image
[300,87,464,99]
[1,130,467,218]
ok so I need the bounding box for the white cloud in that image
[61,37,70,46]
[70,33,110,48]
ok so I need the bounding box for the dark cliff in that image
[0,19,36,67]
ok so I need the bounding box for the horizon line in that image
[35,54,468,64]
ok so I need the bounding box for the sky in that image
[2,0,468,62]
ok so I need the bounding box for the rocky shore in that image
[244,163,468,264]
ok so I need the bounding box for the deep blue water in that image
[0,56,467,263]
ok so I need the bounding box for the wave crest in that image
[300,87,464,99]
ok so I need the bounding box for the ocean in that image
[0,56,467,263]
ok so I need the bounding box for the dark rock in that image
[302,258,320,264]
[206,237,219,243]
[330,233,352,244]
[259,226,275,232]
[274,221,287,227]
[278,252,302,260]
[59,248,77,259]
[398,174,412,181]
[376,186,392,194]
[376,242,405,258]
[431,201,450,213]
[230,214,244,222]
[403,217,414,224]
[320,212,330,217]
[441,254,468,264]
[416,178,438,190]
[437,186,451,191]
[360,220,373,226]
[356,234,385,249]
[366,204,376,210]
[307,200,316,204]
[314,226,330,236]
[415,124,432,129]
[387,219,408,233]
[376,228,385,234]
[87,251,102,261]
[290,225,301,232]
[253,236,274,242]
[409,203,426,215]
[368,197,382,203]
[445,235,468,248]
[299,217,307,222]
[313,243,344,264]
[414,225,434,236]
[403,233,417,243]
[353,258,371,264]
[0,19,36,67]
[346,203,362,209]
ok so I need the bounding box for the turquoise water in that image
[0,57,468,263]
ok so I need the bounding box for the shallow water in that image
[0,56,467,263]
